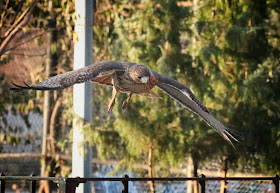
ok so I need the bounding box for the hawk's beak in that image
[141,76,149,84]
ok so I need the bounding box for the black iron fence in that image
[0,173,279,193]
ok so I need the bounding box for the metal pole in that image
[199,174,205,193]
[29,174,36,193]
[122,175,129,193]
[65,179,80,193]
[274,174,279,193]
[72,0,93,193]
[0,173,5,193]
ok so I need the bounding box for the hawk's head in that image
[129,64,151,84]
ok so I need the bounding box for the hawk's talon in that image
[122,93,133,110]
[121,100,128,110]
[10,82,34,92]
[23,82,32,88]
[107,99,115,113]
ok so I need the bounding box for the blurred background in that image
[0,0,279,192]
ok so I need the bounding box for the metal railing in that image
[0,173,279,193]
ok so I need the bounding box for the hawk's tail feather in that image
[10,82,44,93]
[10,82,30,92]
[23,82,32,88]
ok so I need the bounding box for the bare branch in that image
[0,0,10,28]
[0,0,40,56]
[49,97,62,154]
[2,30,46,53]
[0,0,2,23]
[4,0,39,37]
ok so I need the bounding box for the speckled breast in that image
[114,72,155,94]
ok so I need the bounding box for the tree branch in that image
[49,97,62,154]
[0,0,40,56]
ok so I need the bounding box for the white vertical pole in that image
[72,1,93,193]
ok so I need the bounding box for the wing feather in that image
[153,71,238,146]
[10,61,129,92]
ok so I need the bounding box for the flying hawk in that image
[10,61,238,146]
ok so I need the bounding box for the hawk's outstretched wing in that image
[153,71,238,146]
[10,61,129,92]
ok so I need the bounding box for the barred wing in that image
[153,71,238,146]
[10,61,128,92]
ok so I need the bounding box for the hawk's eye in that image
[138,76,142,79]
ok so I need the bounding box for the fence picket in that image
[273,174,279,193]
[29,173,36,193]
[0,173,5,193]
[122,174,129,193]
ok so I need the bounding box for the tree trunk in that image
[193,159,199,193]
[49,98,61,153]
[39,1,57,192]
[148,143,155,193]
[191,0,198,62]
[186,157,193,193]
[38,171,50,193]
[220,156,228,193]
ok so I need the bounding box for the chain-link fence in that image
[0,157,278,193]
[206,180,274,193]
[0,174,279,193]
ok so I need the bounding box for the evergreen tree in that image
[93,0,280,174]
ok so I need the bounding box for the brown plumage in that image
[10,60,238,146]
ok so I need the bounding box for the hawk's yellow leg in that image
[122,93,133,110]
[108,86,118,112]
[108,75,119,112]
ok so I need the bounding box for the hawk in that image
[11,61,238,146]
